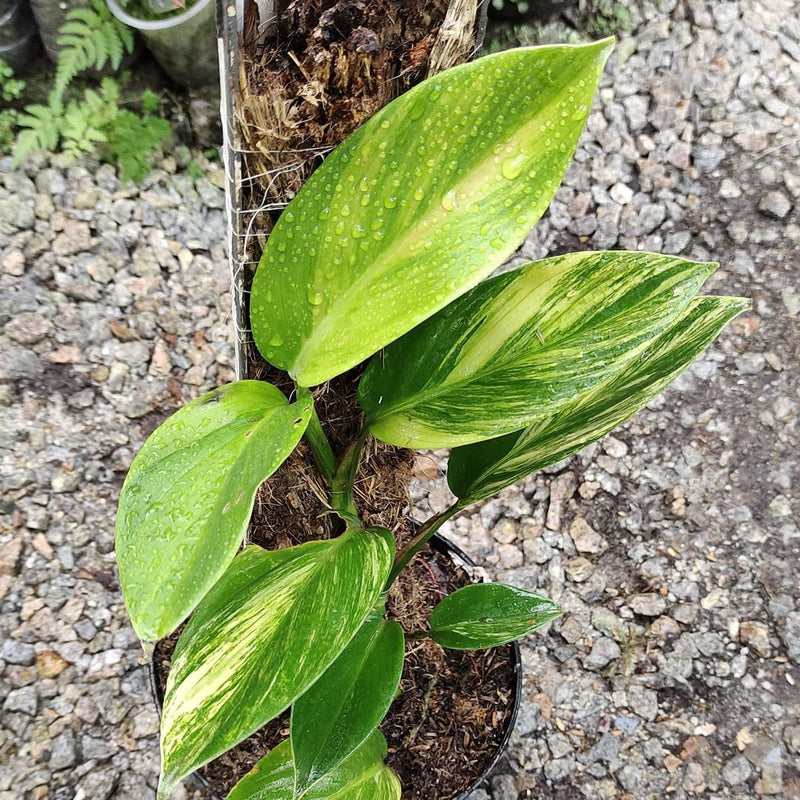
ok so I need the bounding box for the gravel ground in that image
[1,1,798,798]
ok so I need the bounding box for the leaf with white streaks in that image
[360,251,715,448]
[448,295,749,503]
[250,40,613,387]
[158,530,394,799]
[116,381,312,641]
[226,732,400,800]
[291,615,404,795]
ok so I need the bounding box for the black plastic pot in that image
[149,532,522,799]
[432,533,523,800]
[105,0,217,87]
[0,0,40,72]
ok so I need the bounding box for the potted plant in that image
[116,37,748,800]
[104,0,216,87]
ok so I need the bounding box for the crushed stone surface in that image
[1,1,799,798]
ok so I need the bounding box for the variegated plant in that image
[116,38,748,800]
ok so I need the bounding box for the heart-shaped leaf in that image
[360,252,715,448]
[448,295,749,503]
[429,583,561,649]
[291,615,404,795]
[250,40,614,387]
[158,530,395,799]
[116,381,312,641]
[227,731,400,800]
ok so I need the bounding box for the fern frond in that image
[13,102,62,162]
[53,0,135,96]
[100,77,121,106]
[62,8,98,26]
[107,29,123,70]
[117,24,135,53]
[14,129,44,162]
[141,89,160,114]
[106,109,171,183]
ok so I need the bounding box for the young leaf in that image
[429,583,561,650]
[227,732,400,800]
[291,615,405,795]
[251,40,614,387]
[159,531,395,799]
[360,251,715,449]
[448,295,749,503]
[116,381,312,642]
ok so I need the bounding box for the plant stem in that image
[386,501,462,587]
[304,406,336,486]
[330,425,369,527]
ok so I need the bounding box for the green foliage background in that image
[8,0,171,182]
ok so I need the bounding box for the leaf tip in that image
[696,259,721,280]
[590,35,616,66]
[729,295,752,314]
[540,600,564,623]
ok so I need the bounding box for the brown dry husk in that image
[237,0,480,207]
[233,0,485,549]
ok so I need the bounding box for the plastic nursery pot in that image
[428,533,523,800]
[105,0,217,88]
[148,532,522,800]
[0,0,41,72]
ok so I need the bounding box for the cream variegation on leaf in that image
[360,251,720,449]
[447,294,749,503]
[227,731,400,800]
[157,530,394,799]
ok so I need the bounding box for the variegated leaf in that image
[360,252,716,448]
[250,40,613,387]
[448,295,749,503]
[158,530,395,799]
[116,381,312,641]
[292,615,404,795]
[227,731,400,800]
[429,583,562,649]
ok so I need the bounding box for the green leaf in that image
[227,732,400,800]
[251,40,614,387]
[429,583,561,649]
[360,251,716,449]
[142,88,160,114]
[291,615,404,795]
[448,295,748,503]
[159,530,395,799]
[116,381,312,642]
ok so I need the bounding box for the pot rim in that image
[148,530,523,799]
[105,0,212,31]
